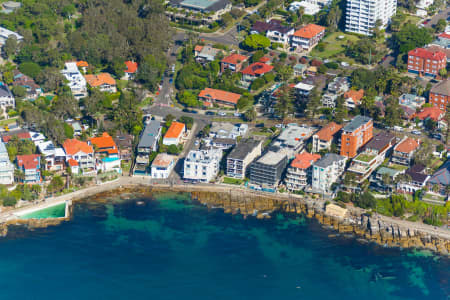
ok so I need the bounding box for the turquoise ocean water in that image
[0,192,448,299]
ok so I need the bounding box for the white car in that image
[218,112,227,116]
[234,112,242,117]
[411,130,421,135]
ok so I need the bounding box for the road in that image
[424,7,450,28]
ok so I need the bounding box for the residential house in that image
[391,137,419,166]
[306,66,318,76]
[12,71,42,100]
[37,141,66,172]
[76,61,89,73]
[312,122,342,153]
[294,75,327,100]
[221,54,249,73]
[0,83,14,114]
[183,149,222,182]
[63,139,96,174]
[1,1,21,14]
[430,32,450,50]
[226,139,262,179]
[407,48,447,77]
[198,88,241,108]
[209,122,236,139]
[429,79,450,111]
[321,77,349,108]
[0,26,23,46]
[61,62,88,99]
[344,89,364,109]
[29,131,46,145]
[340,115,373,158]
[249,151,288,188]
[0,141,14,184]
[84,73,117,93]
[168,0,231,21]
[212,138,236,150]
[265,21,294,47]
[415,106,446,128]
[151,153,176,179]
[89,132,121,173]
[240,62,274,87]
[288,1,321,15]
[294,81,315,99]
[371,166,401,192]
[397,164,429,194]
[398,93,426,110]
[136,120,162,174]
[163,121,185,146]
[114,132,134,162]
[2,130,31,143]
[123,61,138,80]
[285,151,321,191]
[16,154,41,184]
[293,63,307,77]
[347,131,396,182]
[428,160,450,195]
[194,45,222,63]
[291,24,326,51]
[250,19,283,34]
[312,153,346,194]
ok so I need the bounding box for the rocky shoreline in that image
[1,180,449,255]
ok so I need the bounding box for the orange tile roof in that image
[164,122,185,139]
[394,137,419,153]
[198,88,241,105]
[293,24,326,39]
[290,152,321,169]
[259,57,271,63]
[194,45,204,52]
[76,61,89,67]
[84,73,116,87]
[408,48,446,61]
[344,89,365,103]
[16,154,40,170]
[124,61,138,73]
[67,158,79,167]
[63,139,94,155]
[241,62,274,76]
[221,53,248,65]
[2,132,31,143]
[152,153,175,167]
[90,132,117,150]
[315,122,342,142]
[415,106,445,121]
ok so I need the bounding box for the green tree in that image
[243,34,271,50]
[244,108,256,121]
[275,85,294,120]
[2,35,18,58]
[11,86,27,98]
[435,19,447,33]
[391,24,433,54]
[19,62,42,79]
[178,90,201,107]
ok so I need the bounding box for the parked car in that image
[205,111,215,116]
[218,111,227,116]
[234,112,242,117]
[190,110,198,114]
[432,133,442,140]
[393,126,403,132]
[182,108,190,113]
[411,130,421,135]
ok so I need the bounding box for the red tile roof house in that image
[2,131,31,143]
[122,61,138,80]
[414,106,446,128]
[221,54,249,73]
[312,122,342,153]
[198,88,241,108]
[407,48,447,77]
[240,62,274,87]
[285,151,321,191]
[16,154,41,184]
[89,132,119,158]
[391,137,420,166]
[291,24,326,52]
[343,89,364,109]
[162,121,186,146]
[84,73,117,93]
[63,139,96,175]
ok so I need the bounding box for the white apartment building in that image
[0,141,14,184]
[226,139,262,179]
[345,0,397,36]
[184,149,222,182]
[61,62,88,99]
[312,153,346,194]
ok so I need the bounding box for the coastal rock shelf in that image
[190,190,450,256]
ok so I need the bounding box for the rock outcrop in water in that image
[191,190,450,255]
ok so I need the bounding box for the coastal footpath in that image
[0,176,449,255]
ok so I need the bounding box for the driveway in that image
[424,7,450,28]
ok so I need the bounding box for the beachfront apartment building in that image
[429,79,450,111]
[285,151,321,191]
[163,122,185,146]
[312,122,342,153]
[347,131,396,182]
[16,154,41,184]
[291,24,326,51]
[391,137,419,166]
[249,151,288,188]
[0,141,14,185]
[183,149,223,182]
[340,115,373,158]
[61,62,88,99]
[407,48,447,77]
[198,88,241,108]
[271,124,315,159]
[151,153,176,179]
[312,153,347,194]
[226,139,262,179]
[63,139,96,174]
[135,120,162,174]
[221,54,249,73]
[345,0,397,36]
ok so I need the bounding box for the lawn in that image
[310,31,361,59]
[355,153,376,162]
[0,117,18,127]
[388,163,409,171]
[223,177,244,185]
[252,131,273,137]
